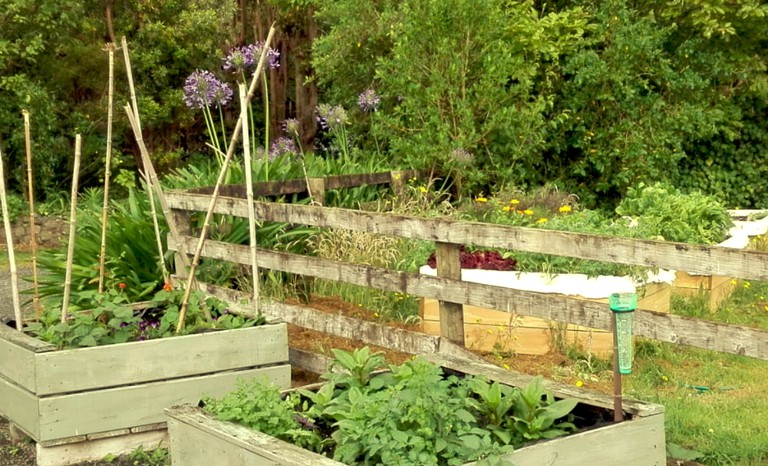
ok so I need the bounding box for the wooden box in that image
[0,322,290,447]
[166,354,666,466]
[420,282,670,356]
[672,272,734,310]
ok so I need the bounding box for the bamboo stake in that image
[61,135,82,323]
[98,44,116,294]
[176,25,277,332]
[239,83,259,312]
[22,110,41,316]
[120,37,168,281]
[0,147,23,330]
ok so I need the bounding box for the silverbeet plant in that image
[204,347,579,466]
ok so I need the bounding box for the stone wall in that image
[0,216,67,249]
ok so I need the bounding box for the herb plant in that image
[204,347,581,465]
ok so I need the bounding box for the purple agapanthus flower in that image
[224,42,280,74]
[357,89,380,112]
[269,137,298,159]
[183,70,233,109]
[315,103,348,131]
[450,148,473,164]
[283,118,300,138]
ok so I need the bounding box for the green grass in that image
[627,341,768,465]
[672,279,768,329]
[631,277,768,466]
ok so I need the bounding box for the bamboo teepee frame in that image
[175,25,277,332]
[121,37,168,281]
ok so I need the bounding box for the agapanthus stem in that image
[262,72,270,182]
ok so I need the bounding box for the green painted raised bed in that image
[166,354,665,466]
[0,322,290,443]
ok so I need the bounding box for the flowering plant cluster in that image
[426,246,516,271]
[24,285,264,349]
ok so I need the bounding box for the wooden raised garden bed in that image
[672,272,734,310]
[166,354,666,466]
[420,268,671,356]
[0,321,290,465]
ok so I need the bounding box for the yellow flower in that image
[662,375,669,382]
[510,199,520,205]
[502,363,510,370]
[744,282,751,289]
[730,279,738,285]
[476,195,488,203]
[536,217,548,224]
[523,209,534,215]
[502,206,512,212]
[373,312,379,318]
[575,380,583,387]
[558,205,572,213]
[419,186,428,193]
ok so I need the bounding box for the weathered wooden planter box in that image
[672,271,734,310]
[0,321,290,464]
[420,267,672,356]
[673,211,768,310]
[166,354,666,466]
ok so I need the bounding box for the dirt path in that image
[0,264,34,325]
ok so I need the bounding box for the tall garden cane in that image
[61,135,82,323]
[23,110,42,316]
[239,83,259,314]
[0,146,23,330]
[98,43,117,293]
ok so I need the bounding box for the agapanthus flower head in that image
[450,148,473,165]
[315,103,349,131]
[223,45,256,74]
[357,89,381,112]
[183,69,233,109]
[283,118,300,138]
[269,137,298,160]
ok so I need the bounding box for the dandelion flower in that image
[419,186,428,193]
[559,205,572,213]
[536,217,548,224]
[575,380,583,387]
[523,209,534,215]
[510,199,520,205]
[476,195,488,203]
[502,206,512,212]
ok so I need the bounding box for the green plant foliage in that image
[205,347,581,465]
[616,182,732,244]
[312,0,590,196]
[35,187,169,305]
[24,288,263,349]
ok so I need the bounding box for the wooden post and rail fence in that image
[165,170,768,368]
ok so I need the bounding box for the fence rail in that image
[166,174,768,361]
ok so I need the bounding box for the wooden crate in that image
[673,272,734,310]
[166,354,666,466]
[420,282,670,356]
[0,322,290,448]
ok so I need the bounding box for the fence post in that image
[170,208,192,280]
[435,242,465,346]
[307,177,325,205]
